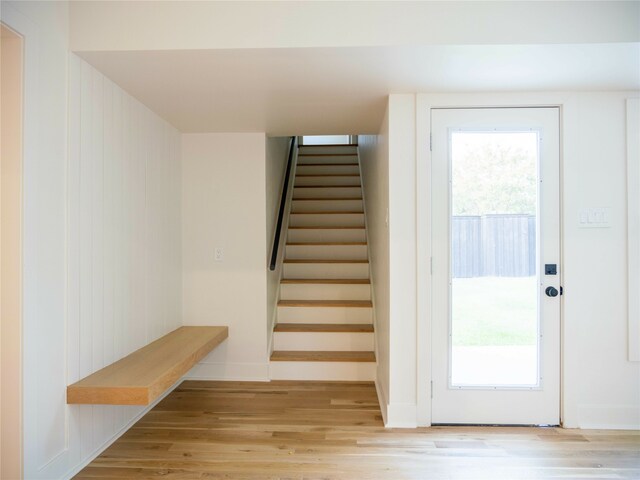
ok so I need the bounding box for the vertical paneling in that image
[66,54,181,477]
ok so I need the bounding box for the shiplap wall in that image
[59,54,181,478]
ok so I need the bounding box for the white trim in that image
[1,4,40,477]
[627,98,640,362]
[374,378,388,426]
[386,403,418,428]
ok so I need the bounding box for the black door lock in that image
[545,286,559,297]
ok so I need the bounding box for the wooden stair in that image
[271,143,375,381]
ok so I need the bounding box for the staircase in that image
[269,143,376,381]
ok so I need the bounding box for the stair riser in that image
[288,214,364,228]
[298,146,357,155]
[298,155,358,164]
[294,186,362,198]
[287,228,366,243]
[285,244,368,260]
[273,332,374,351]
[270,361,375,381]
[295,176,361,187]
[296,165,359,175]
[280,283,371,300]
[292,199,364,213]
[277,305,372,323]
[283,262,369,279]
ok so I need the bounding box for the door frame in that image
[416,93,571,427]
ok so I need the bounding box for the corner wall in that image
[359,107,390,422]
[182,133,270,381]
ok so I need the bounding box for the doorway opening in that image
[431,107,561,426]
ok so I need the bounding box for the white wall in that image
[0,3,183,474]
[69,1,639,52]
[359,108,391,423]
[182,133,270,381]
[362,95,419,427]
[0,1,69,477]
[64,55,182,479]
[266,137,291,348]
[560,92,640,429]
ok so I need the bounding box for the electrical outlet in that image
[214,247,224,262]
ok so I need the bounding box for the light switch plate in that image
[579,207,611,228]
[214,247,224,261]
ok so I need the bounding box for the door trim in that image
[416,93,569,427]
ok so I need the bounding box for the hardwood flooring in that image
[75,381,640,479]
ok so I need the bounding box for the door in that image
[431,107,561,425]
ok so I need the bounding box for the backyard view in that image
[450,131,539,387]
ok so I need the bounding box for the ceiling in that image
[79,43,640,135]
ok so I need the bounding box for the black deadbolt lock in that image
[545,264,557,275]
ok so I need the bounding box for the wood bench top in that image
[67,326,228,406]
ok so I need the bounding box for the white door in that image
[431,107,561,425]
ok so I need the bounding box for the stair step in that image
[280,278,370,284]
[274,323,374,332]
[285,243,367,261]
[278,300,372,308]
[280,281,370,301]
[290,212,363,215]
[273,330,374,351]
[287,242,366,245]
[296,174,360,177]
[277,304,372,323]
[293,186,362,199]
[287,227,366,243]
[298,153,358,157]
[288,226,365,230]
[270,351,375,362]
[283,259,368,264]
[297,163,359,166]
[295,185,360,188]
[292,197,362,201]
[289,213,364,228]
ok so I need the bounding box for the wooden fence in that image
[452,214,536,278]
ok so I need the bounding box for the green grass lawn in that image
[452,276,537,346]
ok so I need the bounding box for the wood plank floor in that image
[75,381,640,479]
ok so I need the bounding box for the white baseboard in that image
[374,379,388,426]
[185,361,270,382]
[386,403,418,428]
[576,404,640,430]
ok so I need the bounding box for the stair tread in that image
[287,242,367,245]
[278,300,372,307]
[290,211,364,215]
[281,278,370,284]
[271,351,375,362]
[298,153,358,157]
[274,323,374,333]
[298,144,358,147]
[284,259,368,264]
[293,197,362,201]
[297,163,359,166]
[289,226,365,230]
[295,185,361,188]
[296,175,360,178]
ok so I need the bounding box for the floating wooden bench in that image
[67,326,228,405]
